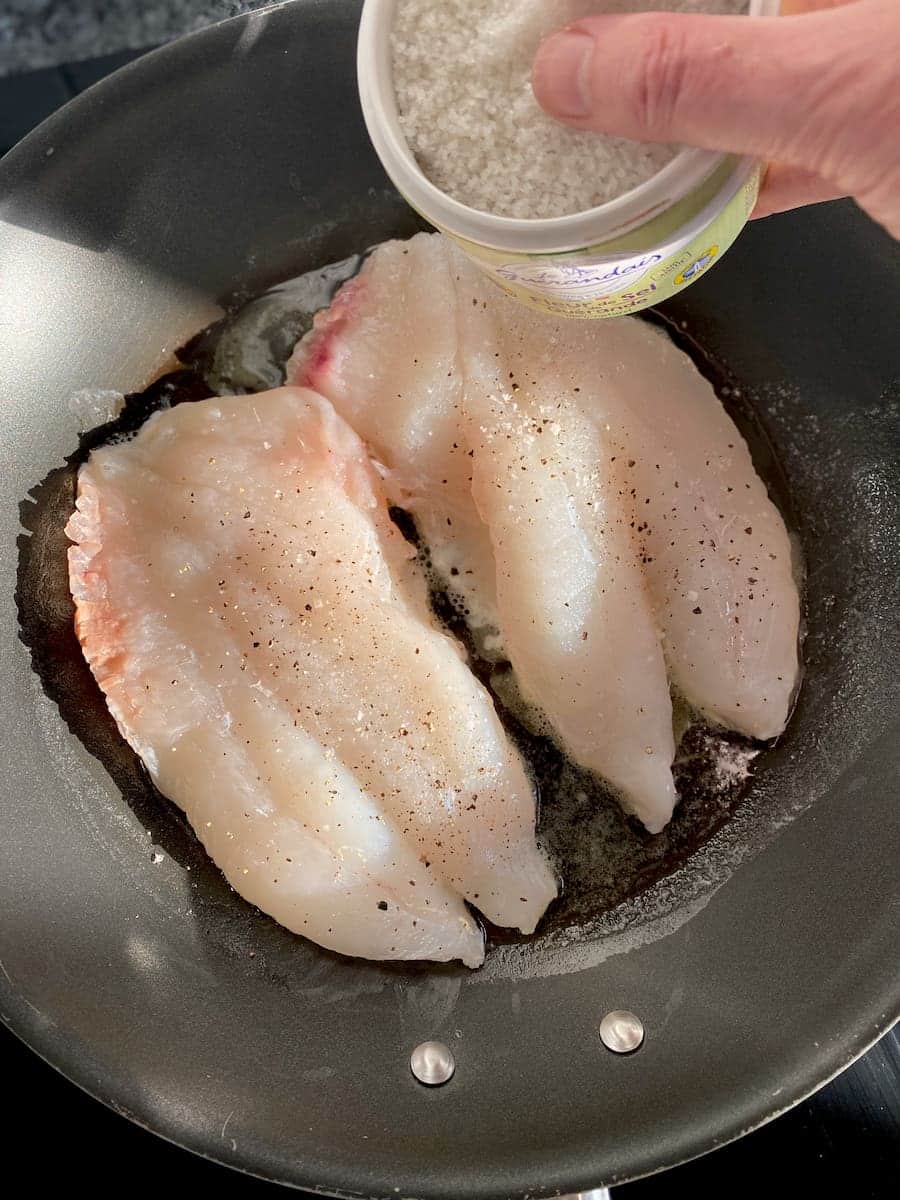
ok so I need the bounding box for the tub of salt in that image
[359,0,781,318]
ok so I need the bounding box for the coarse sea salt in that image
[392,0,748,220]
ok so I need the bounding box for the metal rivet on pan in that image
[410,1040,456,1086]
[599,1010,644,1054]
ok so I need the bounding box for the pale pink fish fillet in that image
[487,310,801,740]
[455,275,677,832]
[288,234,499,630]
[67,386,556,965]
[451,240,799,740]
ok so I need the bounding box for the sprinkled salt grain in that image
[392,0,748,220]
[68,388,125,428]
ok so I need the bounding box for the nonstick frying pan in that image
[1,3,898,1196]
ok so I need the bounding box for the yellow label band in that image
[446,167,761,319]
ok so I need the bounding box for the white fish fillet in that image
[290,234,499,629]
[456,290,677,831]
[473,303,801,740]
[599,323,799,739]
[67,386,556,966]
[289,234,800,830]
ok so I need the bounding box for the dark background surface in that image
[1,46,897,1200]
[0,1,268,76]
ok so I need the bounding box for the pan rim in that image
[2,962,897,1196]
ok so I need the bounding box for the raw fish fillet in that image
[291,234,499,629]
[457,288,799,740]
[457,295,677,831]
[289,234,800,831]
[67,387,556,965]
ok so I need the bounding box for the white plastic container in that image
[358,0,780,318]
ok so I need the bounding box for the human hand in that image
[532,0,900,238]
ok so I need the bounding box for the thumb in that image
[531,1,895,189]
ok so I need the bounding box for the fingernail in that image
[533,29,594,119]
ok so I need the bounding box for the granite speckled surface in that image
[0,0,275,75]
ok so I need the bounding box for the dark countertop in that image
[0,0,270,76]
